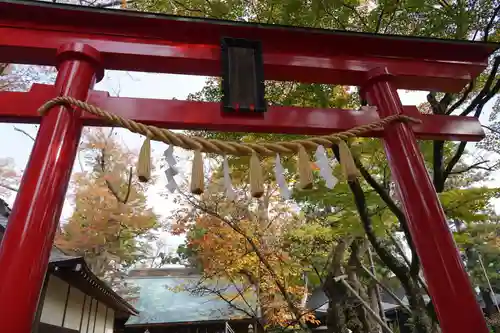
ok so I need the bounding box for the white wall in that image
[39,275,116,333]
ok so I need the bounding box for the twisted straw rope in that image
[37,96,421,156]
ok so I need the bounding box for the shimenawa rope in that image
[37,96,421,198]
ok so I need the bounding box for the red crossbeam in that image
[0,84,484,142]
[0,27,483,93]
[0,1,497,92]
[1,0,495,63]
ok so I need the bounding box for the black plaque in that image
[221,37,266,113]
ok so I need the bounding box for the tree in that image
[130,1,500,332]
[55,128,160,292]
[0,158,19,198]
[449,187,500,331]
[169,162,319,330]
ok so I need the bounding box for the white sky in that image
[0,69,497,252]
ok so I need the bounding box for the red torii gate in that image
[0,1,497,332]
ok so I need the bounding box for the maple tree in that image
[55,128,160,291]
[169,157,323,330]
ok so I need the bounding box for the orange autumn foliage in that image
[55,129,159,282]
[171,179,318,327]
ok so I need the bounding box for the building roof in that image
[307,287,402,315]
[477,292,500,308]
[125,273,257,327]
[308,284,499,317]
[0,198,138,317]
[0,199,10,229]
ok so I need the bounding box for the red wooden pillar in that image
[361,68,488,333]
[0,43,103,333]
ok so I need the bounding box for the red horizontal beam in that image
[1,0,497,64]
[0,27,484,93]
[0,84,484,142]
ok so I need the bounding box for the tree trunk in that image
[481,287,500,333]
[347,241,378,333]
[323,239,352,333]
[481,287,496,317]
[404,279,433,333]
[368,285,382,333]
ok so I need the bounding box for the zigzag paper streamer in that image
[164,145,179,193]
[315,145,338,189]
[274,154,291,199]
[223,156,236,201]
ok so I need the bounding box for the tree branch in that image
[348,178,409,284]
[388,233,429,295]
[192,282,259,320]
[374,3,386,33]
[341,1,369,30]
[433,140,445,192]
[13,127,35,142]
[0,183,18,192]
[320,0,348,30]
[446,81,474,115]
[99,143,133,204]
[171,0,217,18]
[459,56,500,117]
[332,142,433,330]
[335,275,394,333]
[443,141,468,179]
[75,0,133,8]
[427,92,441,114]
[482,124,500,135]
[483,3,500,42]
[353,156,420,276]
[360,265,411,313]
[437,57,500,187]
[225,273,264,328]
[183,194,307,329]
[449,160,494,174]
[382,1,400,34]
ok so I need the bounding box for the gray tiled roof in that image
[308,287,402,314]
[125,276,256,326]
[308,286,499,315]
[0,214,7,229]
[0,198,10,229]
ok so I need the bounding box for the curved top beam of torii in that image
[0,0,498,92]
